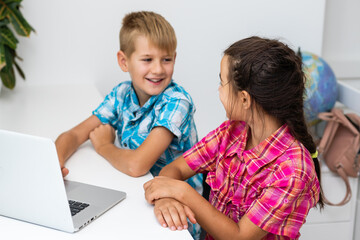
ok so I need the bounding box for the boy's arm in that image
[90,125,174,177]
[55,115,102,176]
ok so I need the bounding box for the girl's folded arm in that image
[179,185,268,240]
[144,176,268,240]
[159,155,197,180]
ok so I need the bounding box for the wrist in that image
[178,181,192,203]
[97,142,113,156]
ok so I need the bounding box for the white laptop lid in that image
[0,129,74,232]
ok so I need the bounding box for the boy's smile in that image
[145,77,164,84]
[117,35,176,107]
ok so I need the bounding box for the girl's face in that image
[219,55,236,119]
[219,55,249,121]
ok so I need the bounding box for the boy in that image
[55,11,202,194]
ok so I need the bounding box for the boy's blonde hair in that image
[120,11,177,57]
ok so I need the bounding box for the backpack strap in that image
[318,108,354,206]
[317,111,339,155]
[322,164,352,206]
[345,115,360,132]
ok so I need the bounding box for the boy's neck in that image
[136,93,150,107]
[132,85,152,107]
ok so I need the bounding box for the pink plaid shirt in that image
[184,120,320,240]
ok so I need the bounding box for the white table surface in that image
[0,84,192,239]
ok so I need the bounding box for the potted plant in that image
[0,0,34,90]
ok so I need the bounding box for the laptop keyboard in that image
[68,200,90,216]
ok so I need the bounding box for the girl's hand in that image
[143,176,188,204]
[89,124,115,153]
[154,198,197,231]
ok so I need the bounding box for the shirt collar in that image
[128,84,140,113]
[128,83,162,114]
[127,80,174,118]
[243,124,295,175]
[223,121,248,158]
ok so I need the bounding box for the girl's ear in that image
[117,51,129,72]
[240,90,251,110]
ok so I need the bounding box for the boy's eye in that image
[142,58,152,62]
[163,58,173,62]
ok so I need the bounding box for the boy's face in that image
[117,35,176,106]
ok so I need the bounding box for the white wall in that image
[322,0,360,79]
[17,0,325,138]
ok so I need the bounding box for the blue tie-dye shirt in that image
[92,80,203,193]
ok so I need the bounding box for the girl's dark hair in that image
[224,36,324,209]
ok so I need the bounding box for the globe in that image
[301,51,338,124]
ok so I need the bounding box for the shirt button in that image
[131,122,135,125]
[124,143,128,147]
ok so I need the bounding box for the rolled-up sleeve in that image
[246,176,315,239]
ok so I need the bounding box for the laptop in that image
[0,129,126,233]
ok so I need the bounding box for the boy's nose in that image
[151,61,164,74]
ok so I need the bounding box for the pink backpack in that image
[318,108,360,206]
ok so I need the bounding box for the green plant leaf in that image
[0,43,5,70]
[0,0,33,90]
[0,4,8,20]
[4,0,22,4]
[14,53,22,61]
[0,18,9,26]
[0,25,17,49]
[1,1,22,18]
[6,3,34,36]
[0,12,10,22]
[13,58,24,79]
[0,63,15,89]
[3,44,14,69]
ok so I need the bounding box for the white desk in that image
[0,84,192,239]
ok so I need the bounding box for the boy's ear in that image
[117,50,129,72]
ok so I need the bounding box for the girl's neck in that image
[245,113,282,151]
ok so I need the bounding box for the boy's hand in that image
[61,166,69,177]
[154,198,196,231]
[58,155,69,177]
[89,124,116,153]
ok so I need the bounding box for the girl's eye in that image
[163,58,172,62]
[142,58,152,62]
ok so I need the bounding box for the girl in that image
[144,36,324,240]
